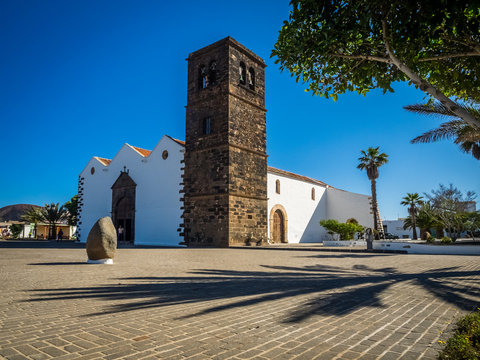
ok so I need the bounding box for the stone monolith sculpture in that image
[86,217,117,264]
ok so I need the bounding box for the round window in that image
[162,150,168,160]
[90,167,95,175]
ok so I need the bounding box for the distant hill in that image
[0,204,41,222]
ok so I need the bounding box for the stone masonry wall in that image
[183,37,268,247]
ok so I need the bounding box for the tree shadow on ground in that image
[296,253,394,259]
[25,264,480,322]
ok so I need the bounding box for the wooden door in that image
[273,210,284,243]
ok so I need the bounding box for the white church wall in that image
[267,173,328,243]
[325,188,373,229]
[79,137,183,247]
[79,157,116,242]
[134,136,183,246]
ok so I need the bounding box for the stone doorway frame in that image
[269,204,288,244]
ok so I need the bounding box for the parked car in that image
[384,232,399,239]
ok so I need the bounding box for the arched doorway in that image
[269,205,288,244]
[111,170,136,243]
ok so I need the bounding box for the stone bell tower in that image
[182,37,268,247]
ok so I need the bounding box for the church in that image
[77,37,373,247]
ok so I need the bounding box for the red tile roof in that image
[131,146,152,157]
[95,157,112,166]
[165,135,185,146]
[171,138,185,146]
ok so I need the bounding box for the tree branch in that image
[419,52,480,62]
[330,53,391,64]
[381,19,480,130]
[441,36,480,55]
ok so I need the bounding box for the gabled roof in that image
[164,134,185,146]
[94,157,112,166]
[130,145,152,157]
[267,166,333,188]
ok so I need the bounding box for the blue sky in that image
[0,0,478,219]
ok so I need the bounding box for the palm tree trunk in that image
[370,179,379,238]
[410,207,418,240]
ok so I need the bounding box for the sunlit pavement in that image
[1,242,479,359]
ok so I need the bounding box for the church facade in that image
[77,38,373,247]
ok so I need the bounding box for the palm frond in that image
[404,103,480,119]
[410,121,464,144]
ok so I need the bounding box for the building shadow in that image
[297,253,393,259]
[25,263,480,322]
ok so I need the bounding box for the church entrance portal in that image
[270,205,288,244]
[111,169,136,243]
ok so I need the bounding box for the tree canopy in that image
[357,147,389,181]
[64,195,78,226]
[272,0,480,129]
[425,183,476,212]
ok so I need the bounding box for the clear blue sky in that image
[1,0,478,219]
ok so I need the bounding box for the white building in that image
[382,219,419,239]
[78,135,373,246]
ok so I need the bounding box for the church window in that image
[208,61,216,86]
[311,187,315,200]
[247,67,255,90]
[203,117,212,135]
[239,62,246,85]
[90,167,95,175]
[162,150,168,160]
[199,65,207,89]
[275,179,280,194]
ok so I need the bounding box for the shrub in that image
[439,309,480,359]
[441,236,453,244]
[426,235,435,244]
[9,224,23,239]
[320,219,364,240]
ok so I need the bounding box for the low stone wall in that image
[373,241,480,255]
[323,240,367,247]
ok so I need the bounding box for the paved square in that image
[1,243,479,359]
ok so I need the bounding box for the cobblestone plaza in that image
[1,243,479,359]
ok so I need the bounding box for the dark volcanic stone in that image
[86,217,116,260]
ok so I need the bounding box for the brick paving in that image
[1,242,479,359]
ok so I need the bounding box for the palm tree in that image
[404,102,480,160]
[21,207,43,239]
[41,203,67,240]
[357,147,389,239]
[404,202,443,240]
[400,193,423,240]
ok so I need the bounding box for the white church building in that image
[77,38,373,246]
[77,135,372,246]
